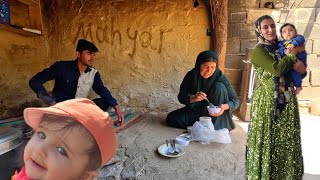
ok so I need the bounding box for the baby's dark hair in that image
[280,23,297,39]
[41,113,102,170]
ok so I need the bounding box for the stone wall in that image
[227,0,320,117]
[0,0,212,118]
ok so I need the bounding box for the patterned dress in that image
[246,46,304,180]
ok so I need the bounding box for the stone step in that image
[298,100,320,116]
[310,100,320,116]
[298,100,311,115]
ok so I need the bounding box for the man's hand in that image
[37,93,56,106]
[114,105,124,126]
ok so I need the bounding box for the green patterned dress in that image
[247,46,304,180]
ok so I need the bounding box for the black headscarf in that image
[190,50,223,94]
[195,50,219,70]
[178,50,231,115]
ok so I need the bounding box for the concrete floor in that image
[235,114,320,180]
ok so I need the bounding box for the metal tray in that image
[0,126,23,155]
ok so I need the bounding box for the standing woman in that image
[247,15,306,180]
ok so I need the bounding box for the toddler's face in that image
[24,121,94,180]
[281,25,296,41]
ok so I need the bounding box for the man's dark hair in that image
[76,39,99,53]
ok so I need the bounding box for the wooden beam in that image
[209,0,228,73]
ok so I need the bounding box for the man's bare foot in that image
[295,87,302,94]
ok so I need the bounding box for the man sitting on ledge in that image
[29,39,124,125]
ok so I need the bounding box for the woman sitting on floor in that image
[166,50,240,131]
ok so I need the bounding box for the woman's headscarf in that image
[255,15,278,53]
[179,50,228,113]
[191,50,222,93]
[195,50,219,70]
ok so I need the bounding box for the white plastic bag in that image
[191,121,231,144]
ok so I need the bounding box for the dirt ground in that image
[96,112,320,180]
[98,112,246,180]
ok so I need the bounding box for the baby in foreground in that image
[14,98,117,180]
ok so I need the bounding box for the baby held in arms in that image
[278,23,307,94]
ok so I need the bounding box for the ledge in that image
[0,24,42,36]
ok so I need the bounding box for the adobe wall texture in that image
[227,0,320,116]
[0,30,47,118]
[0,0,211,118]
[2,0,318,118]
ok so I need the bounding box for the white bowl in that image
[175,135,190,146]
[207,106,221,114]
